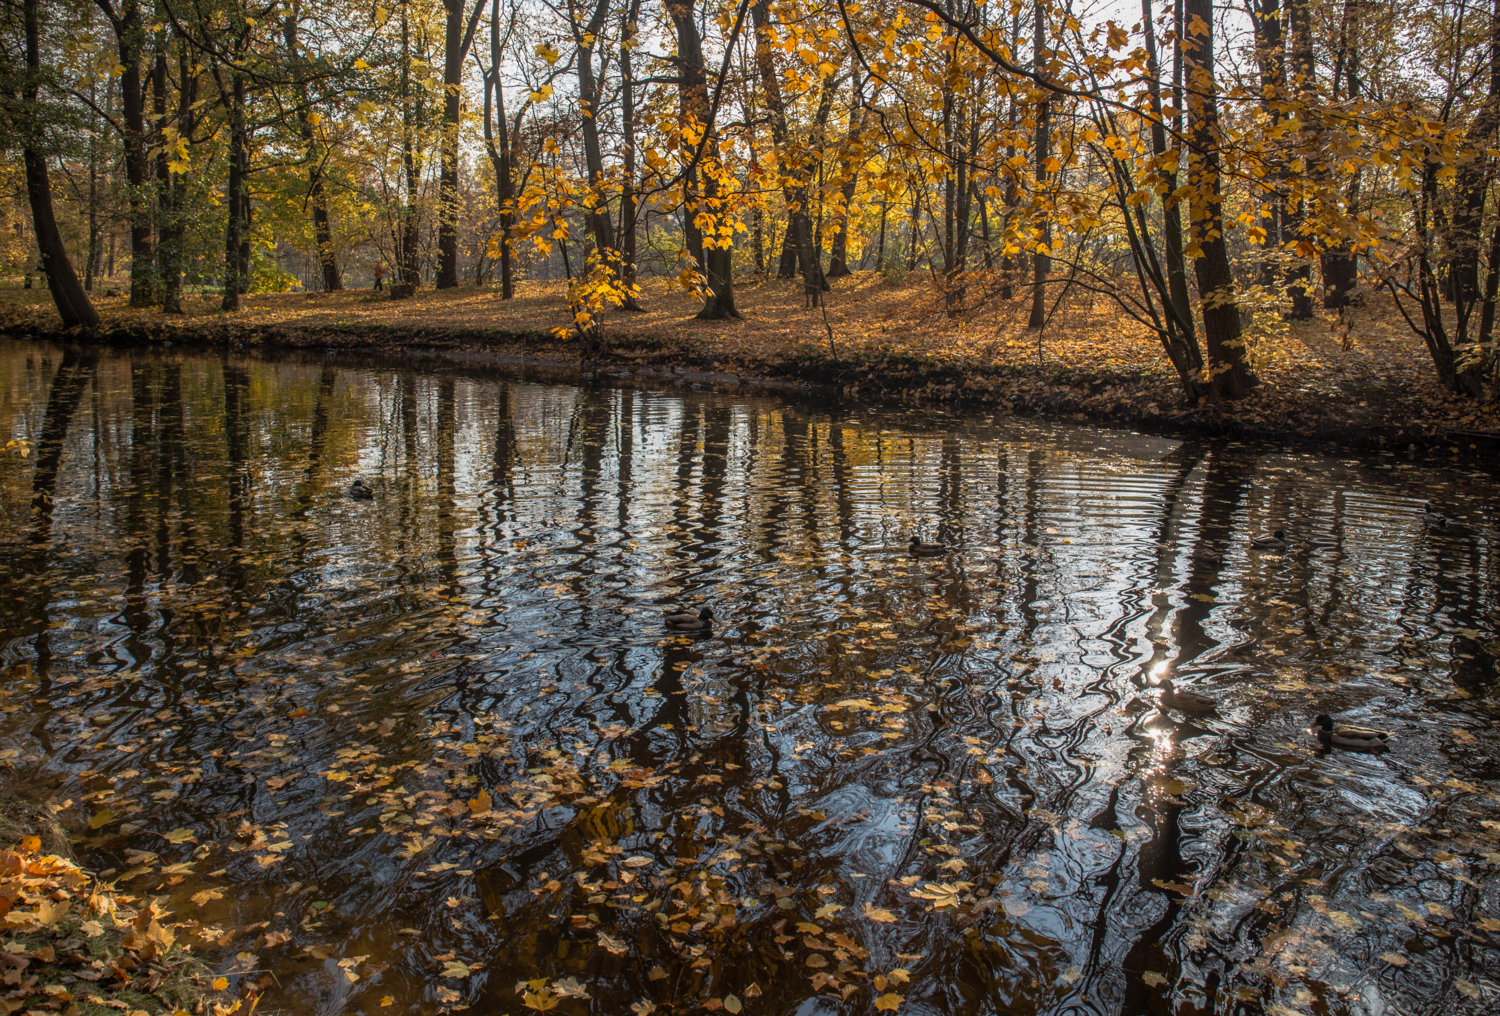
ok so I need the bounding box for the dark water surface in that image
[2,338,1498,1016]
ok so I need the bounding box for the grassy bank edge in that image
[6,315,1499,460]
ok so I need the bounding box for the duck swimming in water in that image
[1309,713,1391,749]
[665,607,714,631]
[1157,679,1218,713]
[1419,503,1449,526]
[908,535,949,557]
[1250,531,1286,550]
[349,480,374,500]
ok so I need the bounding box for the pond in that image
[1,337,1498,1016]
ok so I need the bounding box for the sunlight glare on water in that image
[1,339,1497,1016]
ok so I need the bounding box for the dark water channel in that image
[2,338,1499,1016]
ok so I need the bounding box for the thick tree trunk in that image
[437,0,482,289]
[672,0,739,319]
[1184,0,1253,398]
[22,0,98,328]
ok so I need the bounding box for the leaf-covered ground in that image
[2,272,1497,451]
[0,791,228,1016]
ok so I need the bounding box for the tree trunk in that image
[284,5,341,291]
[672,0,739,319]
[826,72,864,279]
[95,0,155,307]
[619,0,644,306]
[221,72,247,311]
[1286,0,1314,318]
[22,0,98,328]
[1145,0,1195,347]
[1184,0,1253,398]
[400,10,424,288]
[1028,0,1051,329]
[161,40,195,314]
[1248,0,1284,290]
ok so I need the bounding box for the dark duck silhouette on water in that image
[1309,713,1391,749]
[665,607,714,631]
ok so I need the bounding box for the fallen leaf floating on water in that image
[1141,971,1167,987]
[874,993,903,1011]
[1380,952,1408,967]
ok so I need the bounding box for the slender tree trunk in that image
[96,0,155,306]
[221,71,247,311]
[619,0,643,306]
[400,10,423,289]
[1184,0,1253,397]
[1028,0,1051,329]
[1286,0,1314,318]
[826,72,864,279]
[285,4,340,291]
[1248,0,1284,290]
[85,73,101,291]
[161,39,195,314]
[1145,0,1195,346]
[21,0,98,328]
[437,0,473,289]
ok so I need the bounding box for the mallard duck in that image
[665,607,714,631]
[1309,713,1391,749]
[1420,503,1449,526]
[1157,679,1217,713]
[908,535,949,557]
[349,480,374,500]
[1250,530,1286,550]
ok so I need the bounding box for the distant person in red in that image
[373,263,384,291]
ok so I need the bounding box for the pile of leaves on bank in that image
[0,833,232,1016]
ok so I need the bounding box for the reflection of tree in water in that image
[1,342,1498,1016]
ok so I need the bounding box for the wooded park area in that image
[3,0,1500,411]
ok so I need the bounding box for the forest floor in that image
[3,270,1498,454]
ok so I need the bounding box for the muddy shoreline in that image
[8,317,1500,460]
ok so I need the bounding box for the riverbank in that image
[0,788,228,1016]
[4,273,1497,455]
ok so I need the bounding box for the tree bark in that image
[673,0,739,319]
[1028,0,1051,329]
[1184,0,1253,398]
[436,0,484,288]
[20,0,98,327]
[1285,0,1315,318]
[95,0,154,306]
[284,5,341,291]
[221,71,246,311]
